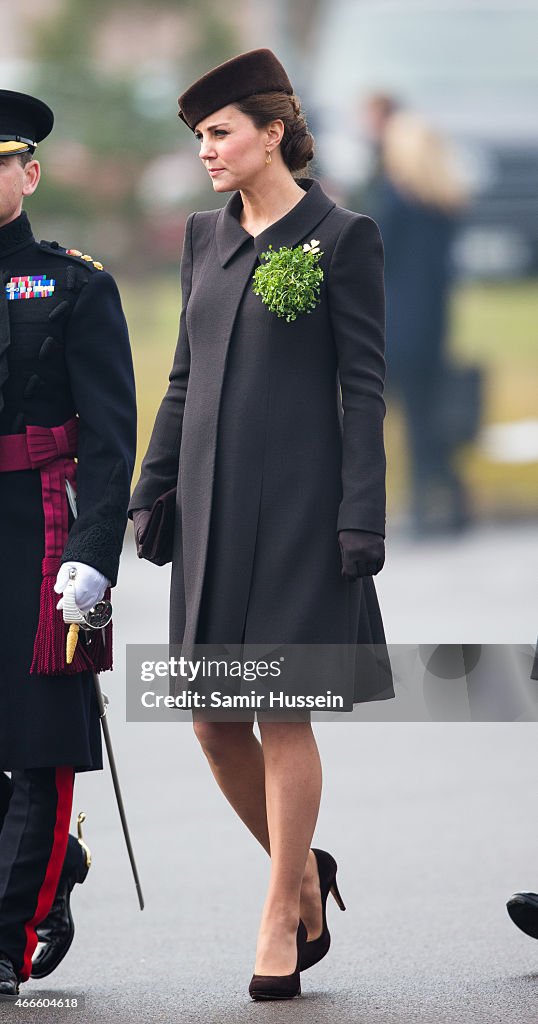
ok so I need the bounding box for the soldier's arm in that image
[59,269,137,586]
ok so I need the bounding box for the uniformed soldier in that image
[0,90,136,996]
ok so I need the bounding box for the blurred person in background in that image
[361,105,471,536]
[346,92,400,219]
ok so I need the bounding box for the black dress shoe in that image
[507,892,538,939]
[300,848,346,971]
[249,920,307,1000]
[0,954,19,1000]
[31,816,91,979]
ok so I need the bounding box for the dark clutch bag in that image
[137,487,176,566]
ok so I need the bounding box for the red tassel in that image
[30,572,72,675]
[30,572,113,676]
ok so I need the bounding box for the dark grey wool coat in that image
[129,177,393,704]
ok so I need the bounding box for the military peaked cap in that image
[0,89,54,155]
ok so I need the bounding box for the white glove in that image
[54,562,111,614]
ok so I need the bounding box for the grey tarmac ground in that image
[5,521,538,1024]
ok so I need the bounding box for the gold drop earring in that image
[265,149,272,165]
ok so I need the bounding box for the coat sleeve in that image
[59,268,137,586]
[328,214,387,537]
[127,212,195,518]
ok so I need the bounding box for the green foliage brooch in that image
[252,238,324,322]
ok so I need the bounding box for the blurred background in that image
[2,0,536,544]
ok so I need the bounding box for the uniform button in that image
[38,336,60,360]
[23,374,42,398]
[10,413,25,433]
[48,300,71,321]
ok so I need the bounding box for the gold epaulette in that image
[38,239,104,271]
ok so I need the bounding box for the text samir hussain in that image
[141,690,344,709]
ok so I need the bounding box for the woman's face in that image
[194,104,280,192]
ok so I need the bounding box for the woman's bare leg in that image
[254,720,322,975]
[192,717,324,947]
[192,718,270,848]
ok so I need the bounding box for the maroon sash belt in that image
[0,416,112,675]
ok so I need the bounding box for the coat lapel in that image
[215,177,336,268]
[181,230,259,647]
[252,178,335,257]
[0,213,36,418]
[215,191,252,267]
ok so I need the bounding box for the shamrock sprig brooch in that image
[252,238,324,322]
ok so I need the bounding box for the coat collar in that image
[215,177,335,267]
[0,210,34,259]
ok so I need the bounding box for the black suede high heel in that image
[249,919,307,1000]
[299,848,346,971]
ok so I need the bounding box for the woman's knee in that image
[192,719,254,762]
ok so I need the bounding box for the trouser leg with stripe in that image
[0,766,74,981]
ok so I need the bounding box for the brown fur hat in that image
[178,48,293,131]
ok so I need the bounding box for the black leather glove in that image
[338,529,385,581]
[132,508,152,554]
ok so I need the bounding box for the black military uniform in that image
[0,91,136,994]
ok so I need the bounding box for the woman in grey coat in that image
[129,49,392,999]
